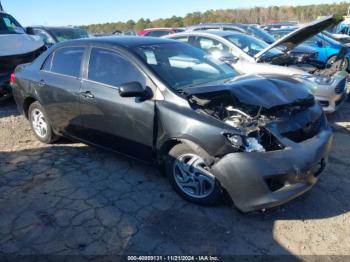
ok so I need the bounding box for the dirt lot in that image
[0,98,350,258]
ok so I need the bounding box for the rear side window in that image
[50,47,84,77]
[88,48,145,87]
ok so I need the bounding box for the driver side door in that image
[79,47,155,161]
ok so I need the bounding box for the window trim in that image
[40,45,86,79]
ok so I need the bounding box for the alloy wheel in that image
[173,153,216,198]
[31,108,48,138]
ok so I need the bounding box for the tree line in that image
[82,1,350,33]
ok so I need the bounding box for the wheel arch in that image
[157,138,216,166]
[23,97,37,119]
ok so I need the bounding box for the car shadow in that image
[327,100,350,135]
[0,97,20,118]
[0,137,349,257]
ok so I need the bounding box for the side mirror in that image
[119,82,150,98]
[220,54,239,64]
[209,48,239,64]
[316,40,323,47]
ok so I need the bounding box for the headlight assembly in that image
[223,133,266,152]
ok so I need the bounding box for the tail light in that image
[10,73,16,84]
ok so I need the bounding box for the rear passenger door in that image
[40,46,85,136]
[79,47,155,161]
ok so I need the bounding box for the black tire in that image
[28,101,58,144]
[165,143,223,206]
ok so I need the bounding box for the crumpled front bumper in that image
[211,127,333,213]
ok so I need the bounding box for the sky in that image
[1,0,347,26]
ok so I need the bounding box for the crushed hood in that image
[186,74,314,109]
[0,34,44,56]
[255,15,343,60]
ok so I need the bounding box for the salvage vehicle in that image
[138,28,184,37]
[166,16,348,113]
[0,11,45,100]
[268,28,350,71]
[26,26,90,48]
[187,23,319,65]
[187,23,276,44]
[323,31,350,45]
[12,37,333,212]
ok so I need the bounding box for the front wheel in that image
[326,56,349,71]
[29,101,58,144]
[165,143,223,206]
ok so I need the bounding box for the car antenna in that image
[0,1,4,11]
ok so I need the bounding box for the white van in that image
[0,11,45,100]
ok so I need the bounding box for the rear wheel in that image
[165,143,223,206]
[29,101,58,144]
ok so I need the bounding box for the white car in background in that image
[165,16,348,113]
[0,10,45,100]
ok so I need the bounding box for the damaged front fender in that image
[211,127,333,212]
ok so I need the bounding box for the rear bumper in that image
[212,127,333,213]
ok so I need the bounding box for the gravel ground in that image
[0,98,350,258]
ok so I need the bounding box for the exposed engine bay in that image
[270,46,348,77]
[188,89,318,153]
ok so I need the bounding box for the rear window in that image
[49,47,84,77]
[49,28,89,42]
[0,13,25,35]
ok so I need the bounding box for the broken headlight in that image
[223,133,266,152]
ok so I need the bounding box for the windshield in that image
[224,33,283,58]
[49,28,89,42]
[0,13,25,35]
[246,26,275,43]
[133,43,237,91]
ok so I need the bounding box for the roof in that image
[143,28,176,31]
[28,26,85,30]
[171,30,245,38]
[57,36,178,48]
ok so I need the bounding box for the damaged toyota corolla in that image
[12,37,333,212]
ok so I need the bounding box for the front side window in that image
[0,13,25,34]
[88,48,145,87]
[133,43,237,91]
[50,47,84,77]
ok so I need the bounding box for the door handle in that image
[38,80,46,87]
[80,91,94,99]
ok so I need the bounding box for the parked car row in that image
[0,10,46,100]
[10,15,345,213]
[165,17,349,113]
[1,8,349,213]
